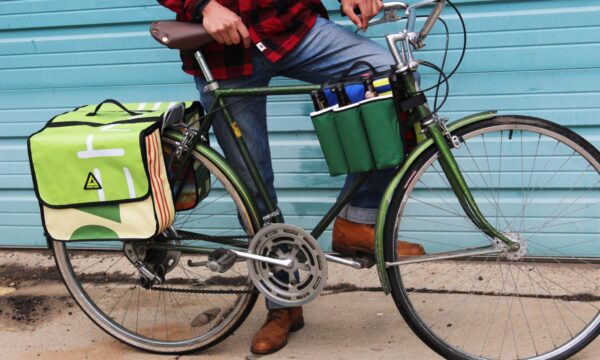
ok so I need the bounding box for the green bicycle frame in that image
[204,84,321,224]
[162,69,518,292]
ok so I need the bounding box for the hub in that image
[494,232,528,261]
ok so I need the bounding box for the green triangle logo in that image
[84,172,102,190]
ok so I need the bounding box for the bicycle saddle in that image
[150,21,213,50]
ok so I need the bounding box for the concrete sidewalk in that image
[0,250,598,360]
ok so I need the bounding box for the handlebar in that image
[380,0,446,71]
[405,0,445,45]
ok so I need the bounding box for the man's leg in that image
[194,63,275,217]
[274,17,397,223]
[195,50,303,355]
[272,16,425,255]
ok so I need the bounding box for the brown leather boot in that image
[332,217,425,257]
[251,307,304,355]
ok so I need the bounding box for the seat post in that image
[194,50,219,91]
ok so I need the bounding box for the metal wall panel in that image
[0,0,599,249]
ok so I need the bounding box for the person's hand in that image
[341,0,383,32]
[202,1,251,47]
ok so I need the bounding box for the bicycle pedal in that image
[352,253,376,268]
[205,248,237,273]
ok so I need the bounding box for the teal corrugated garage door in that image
[0,0,599,249]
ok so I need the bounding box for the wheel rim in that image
[53,147,258,353]
[390,119,600,359]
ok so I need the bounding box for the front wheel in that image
[384,116,600,359]
[52,142,260,354]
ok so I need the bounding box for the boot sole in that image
[331,243,373,257]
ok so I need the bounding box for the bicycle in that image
[49,1,599,359]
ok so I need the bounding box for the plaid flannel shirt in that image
[158,0,328,80]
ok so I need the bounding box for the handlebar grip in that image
[419,0,445,40]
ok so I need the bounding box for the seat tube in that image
[194,50,279,223]
[215,95,280,223]
[194,50,214,83]
[195,50,220,92]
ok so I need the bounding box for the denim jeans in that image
[195,17,399,309]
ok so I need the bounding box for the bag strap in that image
[86,99,142,117]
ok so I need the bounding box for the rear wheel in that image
[384,116,600,359]
[52,143,259,354]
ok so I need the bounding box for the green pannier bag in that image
[27,99,191,241]
[310,94,404,176]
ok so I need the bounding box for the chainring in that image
[247,224,327,307]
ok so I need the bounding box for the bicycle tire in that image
[52,139,260,354]
[384,116,600,359]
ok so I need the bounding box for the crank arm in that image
[325,254,364,269]
[231,250,293,269]
[187,257,245,267]
[188,248,293,273]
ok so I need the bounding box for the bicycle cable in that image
[405,0,466,96]
[433,16,450,111]
[422,60,450,116]
[409,0,466,125]
[182,96,248,131]
[330,0,466,105]
[402,60,450,130]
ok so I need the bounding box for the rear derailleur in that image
[123,236,181,289]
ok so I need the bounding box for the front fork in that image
[426,118,520,251]
[391,69,519,252]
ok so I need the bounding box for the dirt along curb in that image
[0,249,598,359]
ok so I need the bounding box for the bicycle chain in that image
[149,232,254,294]
[170,231,252,243]
[150,285,254,294]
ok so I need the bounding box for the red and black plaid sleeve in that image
[157,0,327,80]
[246,0,327,63]
[157,0,205,21]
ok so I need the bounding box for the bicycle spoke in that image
[388,119,600,359]
[506,149,577,232]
